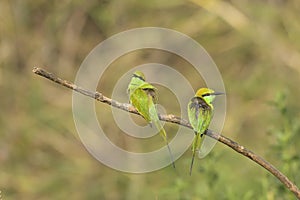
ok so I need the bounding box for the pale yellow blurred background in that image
[1,0,300,199]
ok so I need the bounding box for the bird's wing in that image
[188,97,212,175]
[129,82,175,168]
[130,88,152,122]
[188,96,212,133]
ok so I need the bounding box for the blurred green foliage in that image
[1,0,300,199]
[262,92,300,200]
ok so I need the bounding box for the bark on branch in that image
[32,67,300,199]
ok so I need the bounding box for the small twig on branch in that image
[33,67,300,199]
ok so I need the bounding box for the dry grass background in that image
[1,0,300,199]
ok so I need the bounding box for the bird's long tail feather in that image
[153,120,176,169]
[190,132,201,175]
[149,104,176,169]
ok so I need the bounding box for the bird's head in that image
[195,88,224,104]
[132,71,146,81]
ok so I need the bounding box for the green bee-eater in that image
[188,88,223,175]
[128,71,175,168]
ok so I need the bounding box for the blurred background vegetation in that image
[1,0,300,199]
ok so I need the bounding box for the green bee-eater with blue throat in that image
[128,71,176,169]
[188,88,223,175]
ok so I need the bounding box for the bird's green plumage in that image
[188,88,220,175]
[128,71,175,168]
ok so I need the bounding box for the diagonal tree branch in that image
[32,67,300,199]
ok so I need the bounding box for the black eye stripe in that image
[133,74,145,81]
[202,93,210,97]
